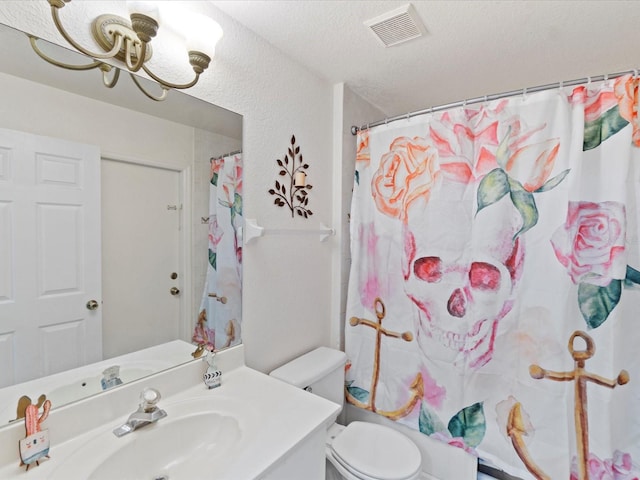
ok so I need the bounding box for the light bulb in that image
[187,13,223,57]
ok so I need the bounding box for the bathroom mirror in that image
[0,20,242,425]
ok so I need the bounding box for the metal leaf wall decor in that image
[268,135,313,218]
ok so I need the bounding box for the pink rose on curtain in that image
[614,75,640,146]
[574,75,640,150]
[210,157,225,185]
[231,157,243,196]
[570,451,640,480]
[610,450,640,479]
[569,85,618,124]
[430,109,499,183]
[430,100,546,184]
[551,201,626,287]
[371,136,439,222]
[504,138,560,192]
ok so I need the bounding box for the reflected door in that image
[101,160,181,359]
[0,127,102,387]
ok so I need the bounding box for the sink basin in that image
[49,395,253,480]
[92,411,241,479]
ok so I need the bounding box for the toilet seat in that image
[328,422,421,480]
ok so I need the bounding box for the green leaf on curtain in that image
[509,178,538,238]
[534,169,571,193]
[447,402,486,448]
[419,401,446,435]
[230,192,242,226]
[211,172,219,186]
[355,170,360,185]
[476,168,510,214]
[578,280,622,328]
[625,265,640,286]
[583,105,629,151]
[209,249,217,270]
[346,385,369,403]
[233,192,243,217]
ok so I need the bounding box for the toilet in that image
[270,347,422,480]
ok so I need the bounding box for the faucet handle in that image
[140,388,161,412]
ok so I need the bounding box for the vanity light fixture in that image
[30,0,223,101]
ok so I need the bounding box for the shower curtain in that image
[193,152,243,351]
[346,76,640,480]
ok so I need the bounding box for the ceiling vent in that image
[364,4,426,47]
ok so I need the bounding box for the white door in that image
[101,159,182,359]
[0,128,101,387]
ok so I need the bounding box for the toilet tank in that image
[270,347,347,407]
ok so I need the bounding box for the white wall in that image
[0,1,335,373]
[331,84,386,350]
[0,73,194,167]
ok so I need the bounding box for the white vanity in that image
[0,345,340,479]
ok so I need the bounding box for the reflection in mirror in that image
[0,21,242,426]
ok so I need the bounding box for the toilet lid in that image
[330,422,421,480]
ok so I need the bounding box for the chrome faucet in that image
[112,388,167,437]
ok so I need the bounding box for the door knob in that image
[86,300,99,310]
[170,287,180,296]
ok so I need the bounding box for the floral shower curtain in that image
[346,75,640,479]
[193,152,243,351]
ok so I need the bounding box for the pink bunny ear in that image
[24,404,38,437]
[38,400,51,427]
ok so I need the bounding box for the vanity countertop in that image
[0,346,340,479]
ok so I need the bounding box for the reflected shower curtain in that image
[346,76,640,479]
[193,152,242,351]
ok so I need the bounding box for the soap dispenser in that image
[203,349,222,389]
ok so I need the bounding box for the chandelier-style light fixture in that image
[30,0,223,101]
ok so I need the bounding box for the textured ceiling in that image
[212,0,640,119]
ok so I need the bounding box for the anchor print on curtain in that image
[345,75,640,479]
[193,153,243,352]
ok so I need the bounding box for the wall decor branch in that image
[268,135,313,218]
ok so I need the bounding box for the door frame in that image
[100,151,193,344]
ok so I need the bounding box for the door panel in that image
[0,127,101,386]
[101,160,181,359]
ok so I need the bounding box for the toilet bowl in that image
[270,347,422,480]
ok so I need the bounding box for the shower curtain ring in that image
[522,87,527,100]
[558,80,564,91]
[634,69,638,80]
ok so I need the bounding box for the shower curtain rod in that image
[210,149,242,160]
[350,68,639,135]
